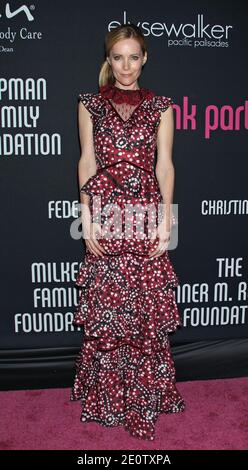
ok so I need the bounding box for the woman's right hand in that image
[82,220,107,257]
[80,196,107,257]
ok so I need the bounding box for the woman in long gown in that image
[70,23,185,441]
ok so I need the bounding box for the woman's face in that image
[107,38,147,89]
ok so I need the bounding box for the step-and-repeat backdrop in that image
[1,1,247,368]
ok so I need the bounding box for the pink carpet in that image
[0,377,247,450]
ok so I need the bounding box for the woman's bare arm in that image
[155,105,175,232]
[77,100,106,256]
[149,105,175,259]
[78,100,97,205]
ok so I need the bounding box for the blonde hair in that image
[99,24,147,88]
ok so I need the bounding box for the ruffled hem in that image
[73,250,182,356]
[73,287,181,356]
[70,339,185,441]
[75,250,179,290]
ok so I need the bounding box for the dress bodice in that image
[77,84,174,256]
[78,84,174,176]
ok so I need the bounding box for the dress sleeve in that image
[78,92,105,119]
[154,96,174,112]
[78,93,95,115]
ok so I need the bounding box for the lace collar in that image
[100,83,155,105]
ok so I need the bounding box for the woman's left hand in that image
[148,221,171,259]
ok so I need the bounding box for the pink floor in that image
[0,377,247,450]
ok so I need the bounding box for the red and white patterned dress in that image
[70,83,185,441]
